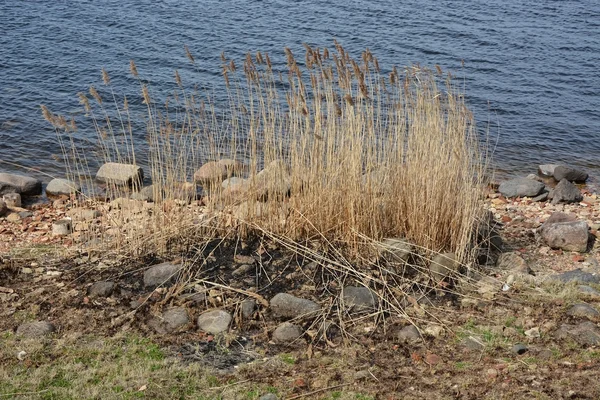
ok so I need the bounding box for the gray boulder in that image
[96,162,143,186]
[498,177,545,198]
[143,262,182,287]
[197,310,232,334]
[397,325,421,342]
[539,220,589,252]
[270,293,320,318]
[551,179,583,205]
[87,281,115,297]
[555,322,600,346]
[194,159,243,185]
[381,238,413,262]
[3,192,21,207]
[538,164,558,177]
[553,165,588,183]
[46,178,81,196]
[16,321,55,338]
[430,252,460,281]
[341,286,377,310]
[0,173,42,196]
[254,160,292,201]
[273,322,303,343]
[549,269,600,285]
[162,307,190,331]
[567,304,599,319]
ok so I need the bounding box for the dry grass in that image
[41,42,487,264]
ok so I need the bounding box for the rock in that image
[0,173,42,196]
[539,220,589,252]
[538,164,558,177]
[549,269,600,285]
[19,211,33,219]
[551,179,583,205]
[52,219,72,236]
[461,336,485,351]
[232,264,253,277]
[221,178,251,203]
[430,252,460,281]
[270,293,321,318]
[0,200,6,217]
[512,343,528,355]
[87,281,115,297]
[496,252,532,274]
[555,322,600,346]
[273,322,303,343]
[16,321,55,338]
[234,254,255,265]
[258,394,279,400]
[553,165,588,183]
[222,177,247,189]
[241,299,256,319]
[544,212,578,225]
[143,262,182,287]
[46,178,81,196]
[254,160,291,200]
[197,310,232,334]
[531,192,549,202]
[341,286,377,310]
[131,185,157,202]
[194,159,243,185]
[2,193,21,208]
[397,325,421,342]
[231,201,265,220]
[578,285,600,297]
[380,238,413,263]
[567,304,599,319]
[162,307,190,331]
[498,177,544,198]
[67,208,101,221]
[96,162,144,186]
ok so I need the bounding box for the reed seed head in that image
[129,60,139,78]
[101,68,111,85]
[184,45,195,64]
[89,86,102,104]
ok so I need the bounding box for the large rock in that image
[0,199,6,217]
[87,281,115,297]
[0,173,42,196]
[430,252,460,281]
[549,269,600,285]
[143,262,182,287]
[538,164,558,178]
[539,218,589,252]
[551,179,583,205]
[162,307,190,331]
[96,163,143,186]
[194,159,243,185]
[273,322,303,343]
[553,165,588,183]
[341,286,377,310]
[496,252,531,274]
[380,238,413,263]
[197,310,232,334]
[567,304,600,319]
[16,321,55,338]
[46,178,81,196]
[555,322,600,346]
[254,160,291,201]
[270,293,320,318]
[498,177,544,198]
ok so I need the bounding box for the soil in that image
[2,188,600,399]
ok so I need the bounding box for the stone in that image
[430,253,460,281]
[341,286,377,310]
[241,299,256,319]
[531,192,549,202]
[397,325,421,342]
[16,321,55,338]
[162,307,190,331]
[258,394,279,400]
[197,310,232,334]
[498,177,544,198]
[131,185,157,202]
[461,336,485,351]
[553,165,588,183]
[539,220,589,252]
[381,238,413,262]
[231,201,266,220]
[496,252,531,274]
[2,192,21,208]
[567,304,599,319]
[232,264,253,277]
[46,178,81,196]
[273,322,303,343]
[512,343,528,355]
[143,262,182,287]
[270,293,321,318]
[544,212,578,225]
[96,162,144,186]
[19,211,33,219]
[578,285,600,297]
[222,177,247,189]
[555,322,600,346]
[0,200,6,217]
[254,159,291,200]
[538,164,558,177]
[0,173,42,196]
[52,219,72,236]
[551,179,583,205]
[194,159,243,185]
[549,269,600,285]
[67,208,101,221]
[87,281,115,297]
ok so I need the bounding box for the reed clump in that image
[43,42,488,266]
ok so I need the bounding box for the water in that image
[1,0,599,184]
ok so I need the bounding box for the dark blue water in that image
[1,0,599,183]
